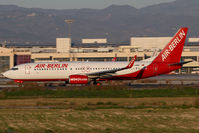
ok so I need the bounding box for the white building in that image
[82,39,107,44]
[56,38,71,53]
[130,37,172,49]
[188,38,199,43]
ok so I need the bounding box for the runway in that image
[150,74,199,80]
[0,74,198,88]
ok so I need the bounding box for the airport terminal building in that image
[0,37,199,74]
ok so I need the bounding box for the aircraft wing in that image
[86,55,137,78]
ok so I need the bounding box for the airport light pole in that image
[65,19,74,38]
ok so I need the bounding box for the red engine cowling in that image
[69,75,89,84]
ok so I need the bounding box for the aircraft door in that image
[25,65,31,74]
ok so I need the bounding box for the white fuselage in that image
[3,59,153,81]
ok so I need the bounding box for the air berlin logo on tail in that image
[162,30,186,62]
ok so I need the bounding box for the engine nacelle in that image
[69,75,89,84]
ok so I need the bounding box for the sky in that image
[0,0,175,9]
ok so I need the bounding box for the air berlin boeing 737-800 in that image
[3,28,190,85]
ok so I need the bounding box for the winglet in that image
[126,55,137,69]
[112,57,117,62]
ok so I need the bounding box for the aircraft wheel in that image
[18,83,24,88]
[93,82,101,85]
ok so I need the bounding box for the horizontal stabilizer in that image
[169,60,192,66]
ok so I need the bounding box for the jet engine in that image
[69,75,89,84]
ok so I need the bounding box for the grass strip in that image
[1,86,199,99]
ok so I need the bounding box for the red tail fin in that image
[153,28,188,63]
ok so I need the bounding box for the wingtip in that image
[126,55,137,69]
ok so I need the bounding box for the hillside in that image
[0,0,198,43]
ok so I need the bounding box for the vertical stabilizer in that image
[153,28,188,63]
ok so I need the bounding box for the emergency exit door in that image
[25,65,31,74]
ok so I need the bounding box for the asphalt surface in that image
[0,74,198,88]
[150,74,199,80]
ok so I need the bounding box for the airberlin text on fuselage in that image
[34,64,68,69]
[162,30,186,62]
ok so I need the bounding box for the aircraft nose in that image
[2,71,11,78]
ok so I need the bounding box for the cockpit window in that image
[11,68,19,71]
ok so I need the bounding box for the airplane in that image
[3,27,190,85]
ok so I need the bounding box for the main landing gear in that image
[92,79,101,86]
